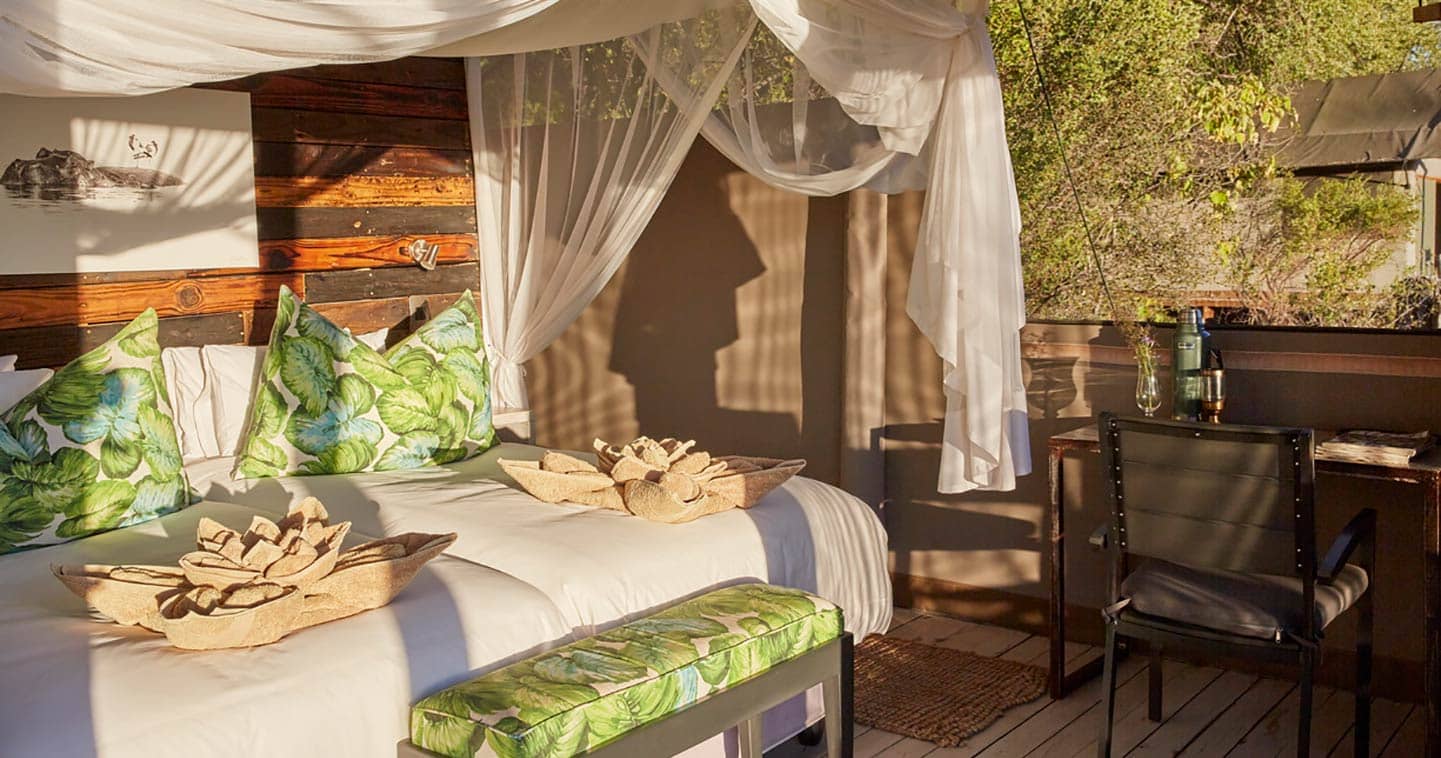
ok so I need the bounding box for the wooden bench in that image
[400,583,853,757]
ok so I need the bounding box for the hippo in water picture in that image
[0,87,258,274]
[1,146,184,200]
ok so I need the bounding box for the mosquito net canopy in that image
[1,0,1028,494]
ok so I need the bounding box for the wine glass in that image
[1135,369,1162,417]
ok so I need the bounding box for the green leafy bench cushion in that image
[410,583,843,758]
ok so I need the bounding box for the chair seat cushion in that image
[409,583,843,758]
[1121,559,1368,641]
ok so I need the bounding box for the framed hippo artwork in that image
[0,88,258,274]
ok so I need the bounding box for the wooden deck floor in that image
[771,609,1425,758]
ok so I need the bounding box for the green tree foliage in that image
[990,0,1440,327]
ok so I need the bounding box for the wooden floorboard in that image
[874,614,1032,757]
[888,614,982,646]
[921,640,1094,758]
[1073,661,1224,756]
[1307,684,1361,757]
[1182,677,1295,755]
[875,736,939,758]
[1379,704,1426,756]
[970,653,1148,757]
[1329,699,1412,757]
[934,622,1032,659]
[1127,670,1259,758]
[1025,654,1203,757]
[1228,686,1338,757]
[856,727,907,757]
[889,608,922,632]
[764,609,1416,758]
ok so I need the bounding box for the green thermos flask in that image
[1172,307,1209,420]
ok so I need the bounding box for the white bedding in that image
[0,501,574,758]
[186,443,894,639]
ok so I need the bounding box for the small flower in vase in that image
[1123,324,1162,417]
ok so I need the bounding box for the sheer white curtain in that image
[699,37,923,196]
[910,20,1029,493]
[662,2,1030,493]
[0,0,565,96]
[467,8,756,410]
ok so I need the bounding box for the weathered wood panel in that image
[251,108,471,149]
[408,292,467,324]
[304,262,480,303]
[310,298,418,338]
[208,75,467,120]
[249,297,417,345]
[0,265,472,332]
[248,294,470,347]
[254,175,474,207]
[256,234,476,272]
[0,235,475,290]
[254,142,471,178]
[0,275,304,330]
[0,270,200,289]
[290,59,467,90]
[0,313,247,370]
[0,58,478,370]
[256,206,477,239]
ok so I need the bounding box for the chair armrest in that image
[1318,508,1376,583]
[1089,523,1110,551]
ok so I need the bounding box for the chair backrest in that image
[1099,413,1315,578]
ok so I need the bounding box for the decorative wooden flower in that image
[499,437,805,524]
[180,498,349,591]
[52,498,455,650]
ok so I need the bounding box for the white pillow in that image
[202,344,264,458]
[355,328,389,352]
[0,354,17,371]
[203,328,388,457]
[0,368,54,413]
[162,346,219,460]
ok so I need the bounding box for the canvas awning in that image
[1279,68,1441,170]
[0,0,1030,494]
[423,0,732,57]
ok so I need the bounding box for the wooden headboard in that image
[0,57,480,370]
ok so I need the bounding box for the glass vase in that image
[1135,361,1162,417]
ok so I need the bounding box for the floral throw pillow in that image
[0,310,193,554]
[232,287,495,479]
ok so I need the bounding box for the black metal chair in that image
[1094,413,1376,757]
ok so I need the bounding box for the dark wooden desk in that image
[1047,424,1441,754]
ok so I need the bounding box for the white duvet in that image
[0,501,574,758]
[187,443,894,639]
[1,447,891,758]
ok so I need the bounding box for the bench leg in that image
[824,675,843,758]
[738,714,764,758]
[843,633,855,755]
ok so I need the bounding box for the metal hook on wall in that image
[405,238,440,270]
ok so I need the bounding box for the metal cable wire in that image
[1014,0,1120,317]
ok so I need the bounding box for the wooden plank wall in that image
[0,58,480,369]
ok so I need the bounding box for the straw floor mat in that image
[854,634,1048,747]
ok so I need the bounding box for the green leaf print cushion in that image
[409,584,844,758]
[232,286,496,479]
[0,309,194,555]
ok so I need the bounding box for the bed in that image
[0,501,575,758]
[185,443,894,640]
[187,442,892,755]
[2,444,890,757]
